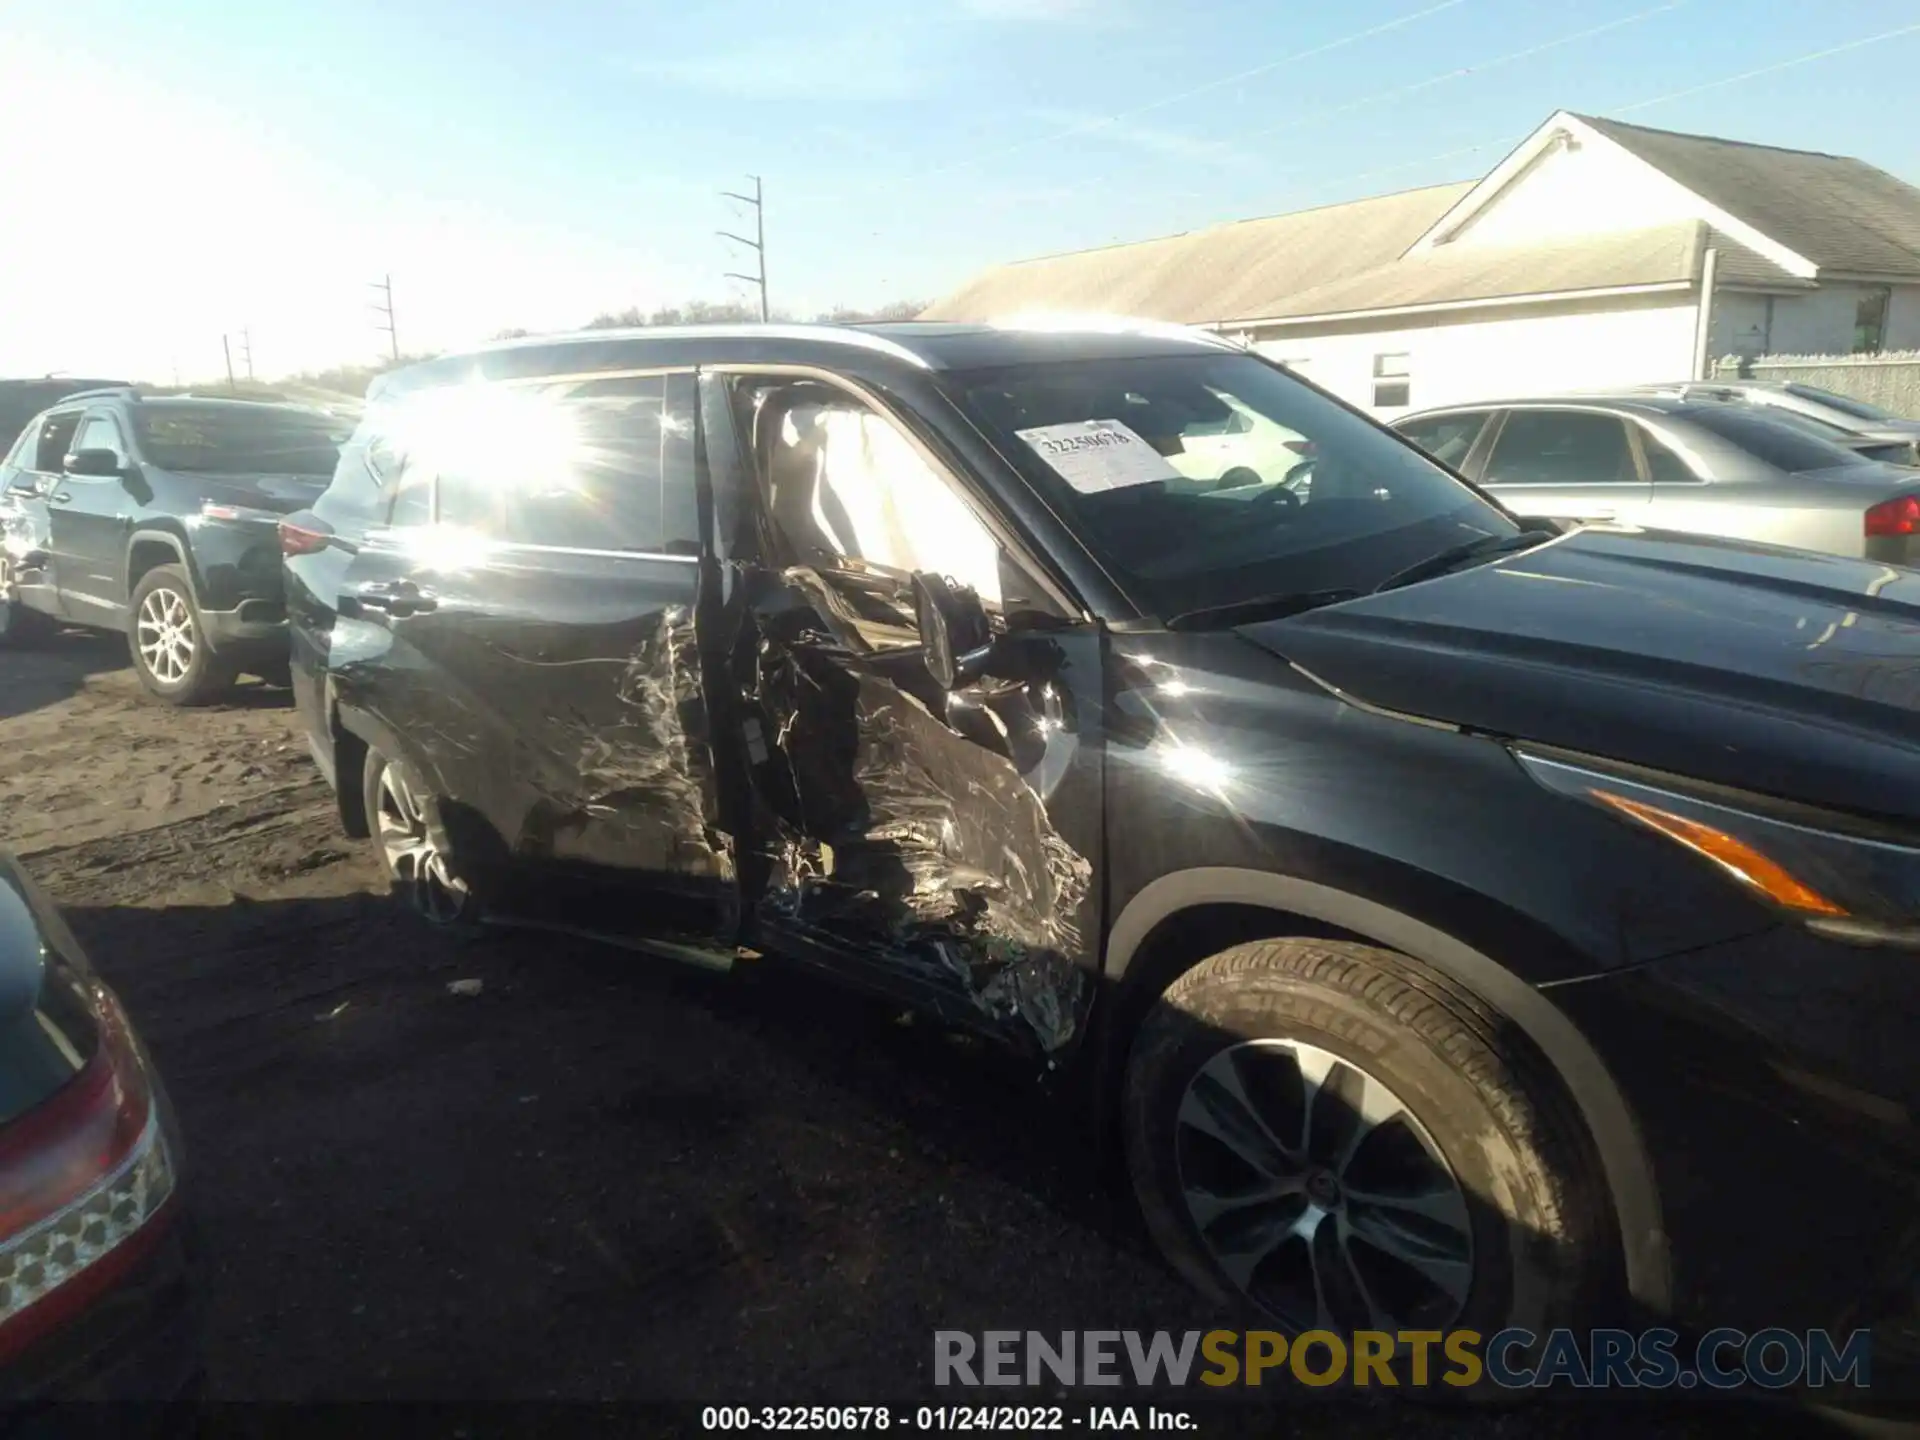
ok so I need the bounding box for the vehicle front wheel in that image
[128,565,235,705]
[0,557,56,647]
[1123,938,1608,1392]
[361,748,481,930]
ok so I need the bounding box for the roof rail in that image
[983,311,1239,351]
[53,386,141,404]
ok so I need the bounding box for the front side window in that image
[33,413,81,474]
[949,352,1515,621]
[72,416,124,463]
[3,418,42,473]
[747,383,1003,607]
[134,405,348,476]
[1484,411,1636,486]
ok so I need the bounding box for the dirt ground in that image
[0,634,1845,1436]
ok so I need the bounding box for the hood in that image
[1237,526,1920,823]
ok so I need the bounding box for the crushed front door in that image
[696,370,1107,1057]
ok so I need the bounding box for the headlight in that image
[1516,748,1920,949]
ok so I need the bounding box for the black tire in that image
[360,747,483,931]
[127,564,236,706]
[0,557,57,647]
[1123,938,1607,1396]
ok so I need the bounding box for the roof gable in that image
[1408,111,1814,279]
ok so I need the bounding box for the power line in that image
[1298,20,1920,200]
[1236,0,1688,144]
[1027,1,1691,222]
[719,176,770,322]
[1611,19,1920,114]
[369,274,399,362]
[914,0,1471,184]
[239,328,254,382]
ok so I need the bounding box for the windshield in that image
[1686,404,1866,473]
[133,405,348,476]
[1784,384,1897,423]
[947,352,1517,619]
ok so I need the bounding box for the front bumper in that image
[1555,924,1920,1404]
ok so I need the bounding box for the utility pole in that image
[222,334,236,390]
[369,274,399,361]
[240,329,255,382]
[719,176,769,322]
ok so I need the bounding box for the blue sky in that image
[2,0,1917,382]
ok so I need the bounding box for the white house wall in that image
[1710,292,1773,359]
[1442,133,1719,249]
[1254,297,1700,416]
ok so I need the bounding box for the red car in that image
[0,852,197,1413]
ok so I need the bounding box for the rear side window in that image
[1637,428,1697,484]
[1396,412,1489,468]
[1484,411,1636,485]
[428,374,697,554]
[1686,407,1862,474]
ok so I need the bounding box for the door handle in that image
[350,580,438,617]
[50,492,72,504]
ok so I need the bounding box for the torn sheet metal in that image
[737,597,1092,1052]
[517,603,733,882]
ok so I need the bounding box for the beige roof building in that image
[923,112,1920,415]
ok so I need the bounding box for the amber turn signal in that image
[1590,789,1849,917]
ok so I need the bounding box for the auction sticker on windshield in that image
[1016,419,1180,494]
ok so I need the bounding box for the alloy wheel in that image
[373,762,470,925]
[135,587,197,685]
[1175,1038,1473,1333]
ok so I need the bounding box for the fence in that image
[1712,351,1920,417]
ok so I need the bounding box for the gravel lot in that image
[0,635,1851,1436]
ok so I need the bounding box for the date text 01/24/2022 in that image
[700,1405,1197,1431]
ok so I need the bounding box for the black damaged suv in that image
[1,389,351,704]
[285,323,1920,1402]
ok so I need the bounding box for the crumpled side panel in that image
[520,604,733,881]
[741,609,1092,1053]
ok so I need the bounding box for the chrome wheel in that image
[373,762,469,925]
[135,586,196,685]
[1176,1039,1473,1332]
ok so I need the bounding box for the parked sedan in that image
[1394,395,1920,561]
[0,852,196,1412]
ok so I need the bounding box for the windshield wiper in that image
[1371,528,1559,596]
[1167,588,1362,631]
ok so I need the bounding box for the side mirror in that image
[64,448,122,478]
[912,571,994,691]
